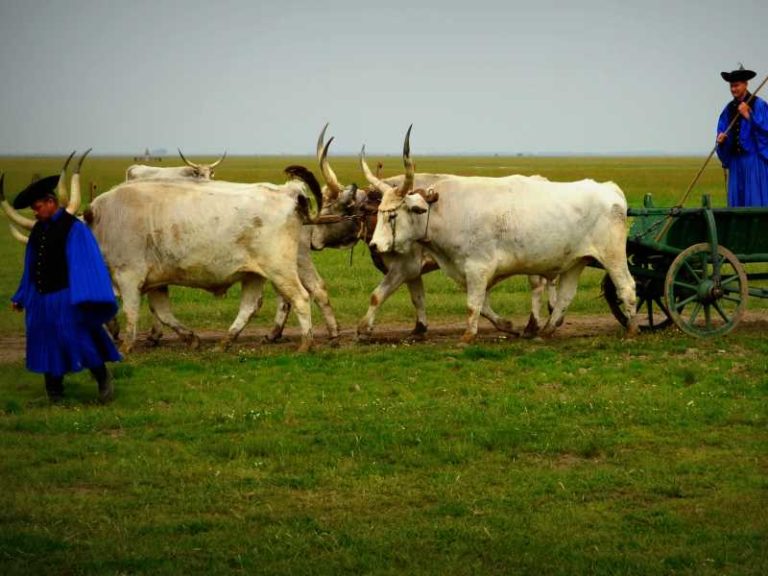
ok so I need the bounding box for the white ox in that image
[307,126,559,340]
[84,166,336,353]
[366,130,638,342]
[125,149,226,181]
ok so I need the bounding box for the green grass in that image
[0,155,766,575]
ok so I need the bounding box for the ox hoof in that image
[522,314,540,339]
[185,335,201,350]
[119,343,134,355]
[327,336,341,349]
[411,321,428,337]
[493,319,516,334]
[297,341,314,353]
[264,327,284,344]
[459,333,477,346]
[216,339,233,352]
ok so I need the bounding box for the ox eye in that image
[388,213,397,222]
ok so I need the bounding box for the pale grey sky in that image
[0,0,765,155]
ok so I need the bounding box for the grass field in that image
[0,155,766,575]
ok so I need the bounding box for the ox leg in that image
[265,295,291,343]
[298,258,339,344]
[146,287,200,349]
[405,277,428,341]
[146,287,167,346]
[147,316,164,346]
[480,293,517,335]
[271,274,313,352]
[267,272,339,346]
[604,261,638,337]
[523,275,545,338]
[115,281,142,354]
[540,264,586,336]
[461,273,491,344]
[357,267,410,341]
[220,275,265,350]
[547,277,563,327]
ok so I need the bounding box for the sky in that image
[0,0,766,156]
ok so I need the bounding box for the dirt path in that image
[2,311,766,362]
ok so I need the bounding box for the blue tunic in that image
[716,94,768,207]
[11,209,121,376]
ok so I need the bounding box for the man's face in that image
[31,197,59,221]
[730,81,748,100]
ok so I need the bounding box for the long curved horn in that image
[209,150,227,168]
[67,148,91,215]
[319,137,344,200]
[360,145,394,195]
[57,150,77,204]
[0,173,35,230]
[9,222,29,244]
[399,124,414,198]
[178,148,200,169]
[316,123,330,161]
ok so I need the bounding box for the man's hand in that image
[738,102,751,119]
[717,132,728,144]
[11,302,23,312]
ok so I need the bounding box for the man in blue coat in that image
[10,176,121,403]
[716,65,768,207]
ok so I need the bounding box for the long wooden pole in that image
[655,74,768,241]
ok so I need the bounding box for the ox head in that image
[310,124,367,250]
[365,126,438,254]
[177,149,227,179]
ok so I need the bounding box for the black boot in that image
[44,374,64,403]
[90,365,114,404]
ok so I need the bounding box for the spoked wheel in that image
[664,243,749,337]
[602,269,673,332]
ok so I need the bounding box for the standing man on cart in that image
[716,64,768,207]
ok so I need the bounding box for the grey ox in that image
[365,128,638,342]
[125,149,226,181]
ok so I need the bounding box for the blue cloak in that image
[12,209,121,376]
[716,94,768,207]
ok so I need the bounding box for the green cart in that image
[602,195,768,337]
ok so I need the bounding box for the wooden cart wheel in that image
[664,243,748,337]
[602,267,673,332]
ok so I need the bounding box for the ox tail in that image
[284,165,323,222]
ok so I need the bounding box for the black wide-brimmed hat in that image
[721,64,756,83]
[12,175,59,209]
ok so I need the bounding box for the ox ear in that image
[413,187,439,204]
[404,191,429,214]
